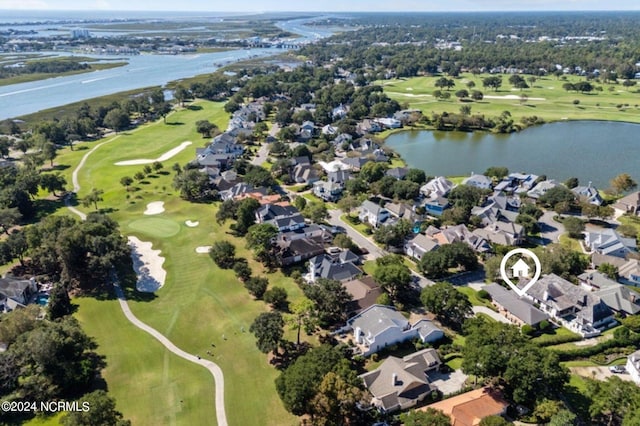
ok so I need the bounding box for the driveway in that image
[569,366,634,382]
[429,369,468,395]
[250,142,269,166]
[472,306,511,323]
[536,211,565,245]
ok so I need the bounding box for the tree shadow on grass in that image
[33,198,66,221]
[51,164,71,171]
[166,121,184,126]
[187,105,203,111]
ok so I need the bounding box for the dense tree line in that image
[0,59,90,79]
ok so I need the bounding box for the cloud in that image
[0,0,49,9]
[92,0,111,9]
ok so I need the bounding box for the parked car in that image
[609,365,626,374]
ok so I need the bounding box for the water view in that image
[384,120,640,189]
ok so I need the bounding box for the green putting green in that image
[128,217,181,238]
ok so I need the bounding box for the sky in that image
[1,0,640,12]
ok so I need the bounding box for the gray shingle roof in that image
[484,283,549,326]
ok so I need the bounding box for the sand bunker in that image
[185,220,199,227]
[196,246,212,254]
[115,141,193,166]
[144,201,165,215]
[128,236,166,292]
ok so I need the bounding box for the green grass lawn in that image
[456,286,495,310]
[57,101,299,425]
[382,73,640,127]
[559,233,585,253]
[530,326,581,345]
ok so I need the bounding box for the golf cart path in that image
[67,131,228,426]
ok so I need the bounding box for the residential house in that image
[508,172,539,192]
[348,305,444,355]
[343,276,384,314]
[349,138,380,153]
[276,224,332,244]
[306,253,362,283]
[424,197,450,217]
[462,174,493,190]
[573,182,604,205]
[321,124,337,135]
[585,229,637,259]
[427,224,492,253]
[359,200,390,228]
[360,348,441,412]
[472,221,525,246]
[313,180,343,202]
[255,204,305,232]
[579,271,640,316]
[374,117,402,129]
[525,273,616,337]
[385,202,418,224]
[340,157,370,172]
[626,350,640,385]
[471,192,520,227]
[426,387,509,426]
[420,176,454,200]
[386,167,408,180]
[484,283,549,327]
[332,104,348,120]
[219,183,267,201]
[356,119,382,135]
[393,109,423,124]
[619,260,640,286]
[405,234,440,261]
[276,237,325,266]
[332,133,353,148]
[327,169,352,185]
[292,163,319,185]
[0,277,37,312]
[527,179,559,200]
[613,191,640,217]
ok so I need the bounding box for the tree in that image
[400,408,451,426]
[233,198,260,235]
[0,207,21,235]
[196,120,217,138]
[538,186,576,209]
[302,201,328,223]
[250,311,284,354]
[484,166,509,179]
[563,216,585,238]
[243,165,274,187]
[172,169,213,202]
[598,262,618,280]
[275,345,346,415]
[536,245,587,279]
[47,283,73,320]
[264,286,288,310]
[548,409,577,426]
[0,305,40,346]
[532,399,564,423]
[455,89,469,100]
[459,104,472,116]
[173,85,190,106]
[156,102,172,124]
[483,76,502,91]
[565,177,579,189]
[420,281,472,329]
[134,171,145,182]
[152,161,163,173]
[61,390,131,426]
[471,90,484,101]
[103,108,129,133]
[419,242,478,279]
[586,376,640,425]
[479,416,511,426]
[337,194,361,214]
[41,141,57,167]
[309,372,368,426]
[332,233,354,250]
[610,173,638,195]
[245,276,269,299]
[82,188,104,210]
[246,223,278,266]
[233,260,252,282]
[303,278,352,327]
[373,255,412,303]
[359,161,387,183]
[287,297,318,346]
[405,168,426,184]
[119,176,133,189]
[209,241,236,269]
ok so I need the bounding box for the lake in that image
[384,121,640,189]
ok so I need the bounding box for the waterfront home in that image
[572,182,604,205]
[420,176,454,200]
[360,348,441,412]
[386,167,408,180]
[462,174,493,190]
[424,197,450,217]
[527,179,559,200]
[347,305,443,356]
[613,191,640,217]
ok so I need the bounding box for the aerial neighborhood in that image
[3,8,640,426]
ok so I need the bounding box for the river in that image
[384,121,640,189]
[0,16,332,120]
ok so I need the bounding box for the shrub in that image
[539,320,550,331]
[522,324,534,336]
[477,289,491,300]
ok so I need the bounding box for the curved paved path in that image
[67,130,228,426]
